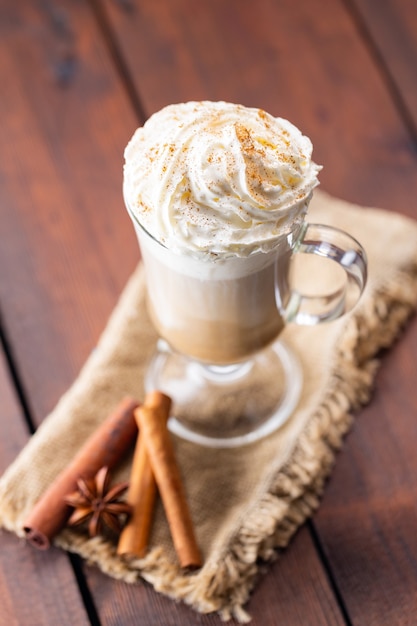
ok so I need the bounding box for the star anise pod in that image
[65,466,131,538]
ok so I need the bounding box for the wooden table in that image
[1,1,417,624]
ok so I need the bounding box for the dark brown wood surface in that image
[1,0,416,624]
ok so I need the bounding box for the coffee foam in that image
[137,228,288,363]
[132,213,291,280]
[124,101,321,259]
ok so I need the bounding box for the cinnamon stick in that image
[117,391,171,559]
[23,397,139,549]
[135,397,202,570]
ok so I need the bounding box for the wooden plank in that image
[0,347,91,625]
[98,0,417,623]
[313,1,417,621]
[1,0,417,624]
[100,0,417,214]
[1,3,346,624]
[0,0,140,422]
[351,0,417,131]
[315,330,417,623]
[0,0,347,623]
[83,526,345,625]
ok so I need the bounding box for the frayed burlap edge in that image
[42,259,417,623]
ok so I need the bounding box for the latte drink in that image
[136,227,294,363]
[124,101,321,364]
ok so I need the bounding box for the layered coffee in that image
[137,228,295,363]
[124,101,321,363]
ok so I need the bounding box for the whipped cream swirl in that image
[124,101,321,258]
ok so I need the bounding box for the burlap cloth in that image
[1,191,417,622]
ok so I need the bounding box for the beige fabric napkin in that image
[0,191,416,622]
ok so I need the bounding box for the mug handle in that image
[282,223,368,325]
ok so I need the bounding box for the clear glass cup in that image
[126,199,367,447]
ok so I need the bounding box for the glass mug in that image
[126,199,367,447]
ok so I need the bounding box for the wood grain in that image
[84,526,345,625]
[92,0,417,622]
[315,332,417,624]
[1,0,417,623]
[0,0,139,421]
[351,0,417,131]
[0,0,349,622]
[0,348,90,626]
[100,0,417,211]
[314,6,417,616]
